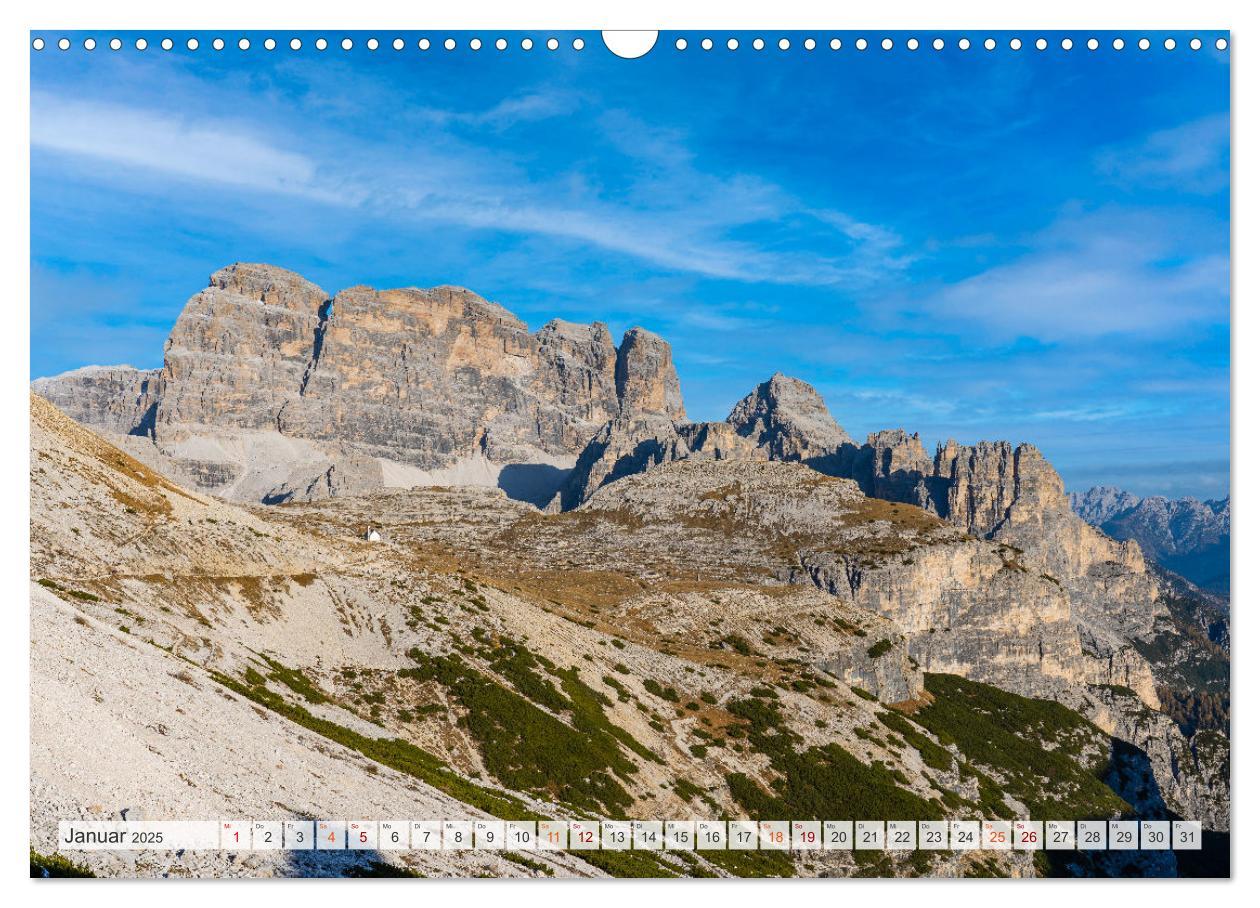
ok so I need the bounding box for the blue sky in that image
[30,31,1230,498]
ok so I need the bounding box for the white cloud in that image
[31,92,348,203]
[922,207,1228,342]
[1096,114,1229,194]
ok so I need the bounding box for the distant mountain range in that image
[1071,487,1230,595]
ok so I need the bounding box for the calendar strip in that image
[56,819,1202,852]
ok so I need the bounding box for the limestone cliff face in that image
[839,430,944,511]
[276,281,619,467]
[937,440,1050,536]
[817,428,1168,651]
[534,319,621,422]
[31,365,159,436]
[157,263,329,432]
[842,435,1072,541]
[33,264,684,504]
[615,327,686,421]
[795,536,1160,710]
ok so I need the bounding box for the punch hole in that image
[602,31,658,59]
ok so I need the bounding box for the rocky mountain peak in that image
[539,318,613,344]
[1070,485,1143,525]
[554,373,853,511]
[614,327,686,421]
[208,262,328,312]
[726,372,852,460]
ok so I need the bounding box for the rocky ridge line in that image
[34,263,686,506]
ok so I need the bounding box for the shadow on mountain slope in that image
[497,463,570,508]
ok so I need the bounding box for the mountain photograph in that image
[28,29,1229,881]
[30,265,1230,878]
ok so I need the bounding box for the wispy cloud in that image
[1096,113,1230,194]
[30,91,908,290]
[416,91,582,130]
[1027,403,1155,423]
[919,206,1228,342]
[31,92,346,203]
[846,387,961,417]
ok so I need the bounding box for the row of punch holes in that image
[31,34,1230,54]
